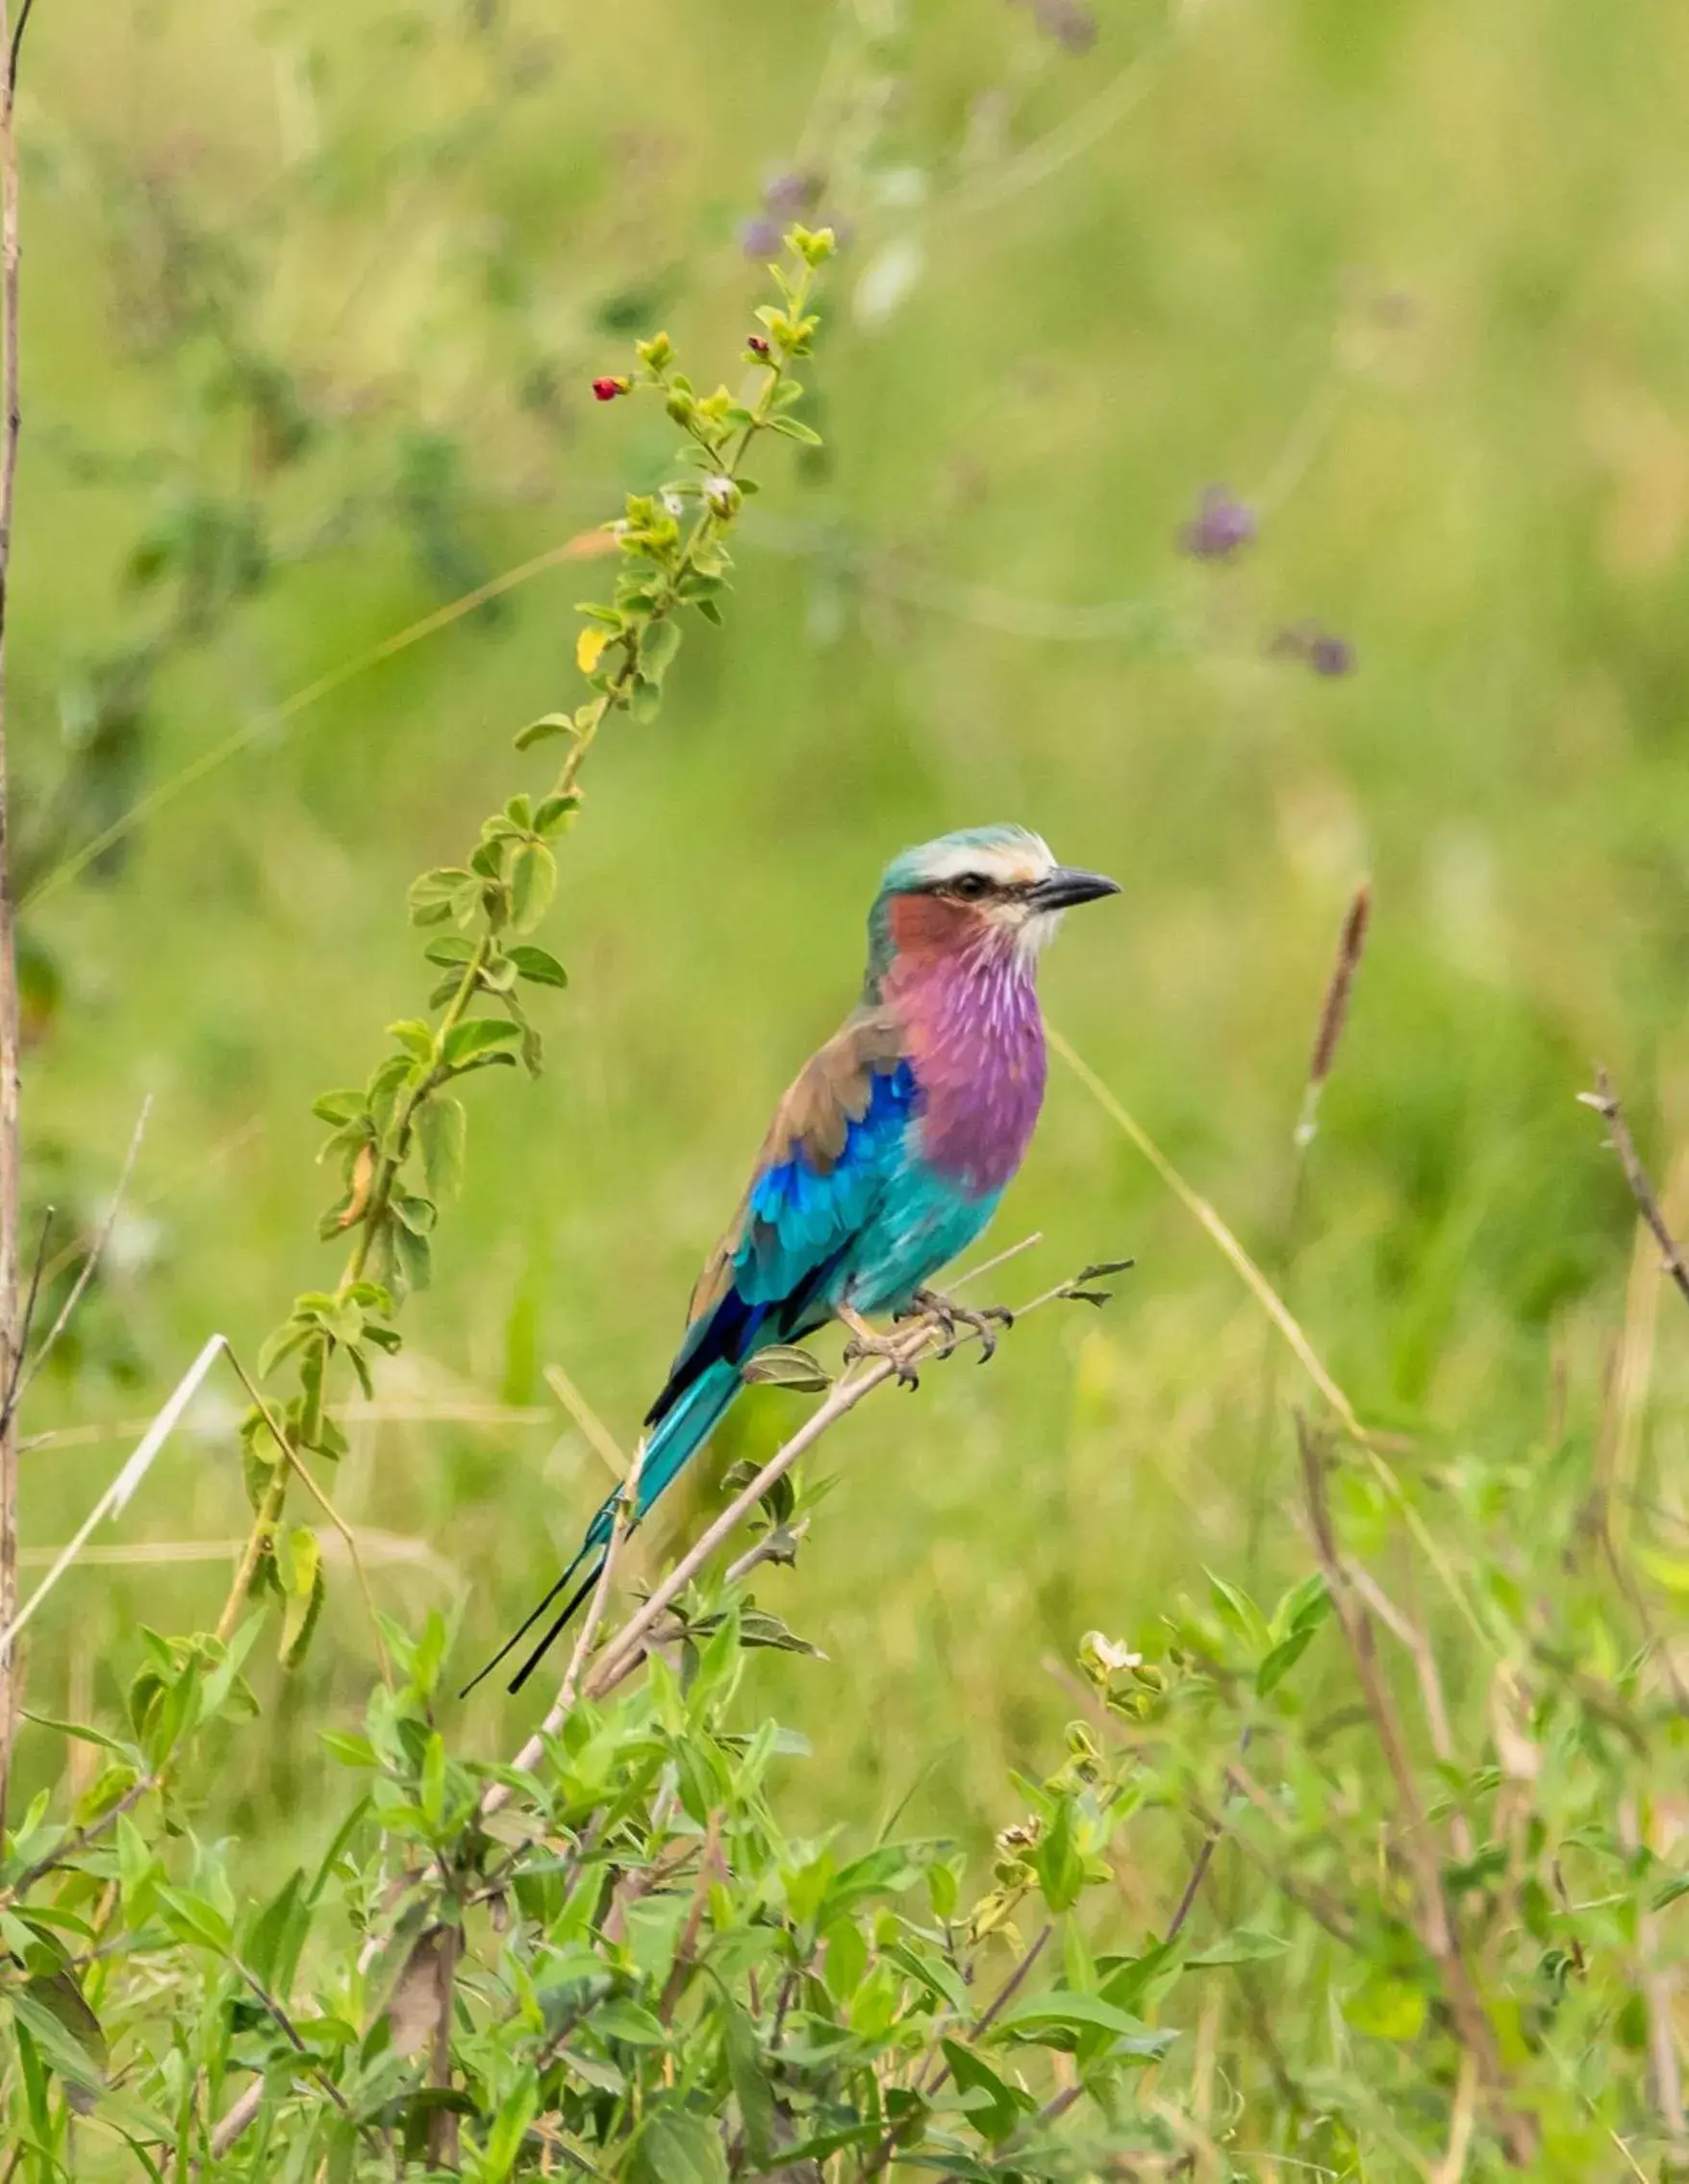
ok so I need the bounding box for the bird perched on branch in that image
[470,825,1119,1695]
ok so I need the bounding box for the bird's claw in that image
[908,1288,1015,1364]
[843,1327,922,1391]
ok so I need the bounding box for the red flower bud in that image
[591,376,630,402]
[746,335,770,357]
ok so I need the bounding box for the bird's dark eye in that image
[951,873,990,901]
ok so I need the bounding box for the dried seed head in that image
[1308,882,1373,1092]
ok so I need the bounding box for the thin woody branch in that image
[1298,1417,1530,2164]
[491,1255,1128,1805]
[1581,1069,1689,1311]
[481,1429,649,1820]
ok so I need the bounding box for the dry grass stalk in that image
[10,1097,152,1421]
[1298,1417,1531,2166]
[1297,881,1372,1148]
[0,1332,227,1657]
[1052,1025,1491,1654]
[0,0,25,1833]
[1581,1069,1689,1311]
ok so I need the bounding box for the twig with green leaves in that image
[234,223,838,1674]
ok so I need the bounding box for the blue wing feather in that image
[647,1057,916,1428]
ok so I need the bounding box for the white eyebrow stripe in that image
[920,836,1054,886]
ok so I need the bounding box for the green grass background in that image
[13,0,1689,1863]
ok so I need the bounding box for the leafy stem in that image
[228,225,836,1672]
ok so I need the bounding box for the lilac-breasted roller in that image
[473,825,1119,1694]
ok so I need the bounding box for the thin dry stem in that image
[583,1334,944,1705]
[1344,1559,1475,1863]
[1582,1070,1689,1310]
[1299,1418,1528,2162]
[0,1769,159,1907]
[482,1428,650,1818]
[543,1358,630,1481]
[587,1265,1113,1708]
[217,1457,287,1645]
[1619,1794,1689,2166]
[0,1332,227,1656]
[1054,1025,1491,1655]
[11,1097,152,1418]
[0,0,23,1834]
[1429,2052,1477,2184]
[206,2079,265,2162]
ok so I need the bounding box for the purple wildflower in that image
[1009,0,1097,51]
[763,169,822,216]
[738,216,780,261]
[1269,623,1358,677]
[1178,485,1257,562]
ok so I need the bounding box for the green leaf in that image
[482,2071,540,2182]
[441,1017,521,1068]
[509,841,557,934]
[12,1974,107,2113]
[312,1090,366,1125]
[1032,1795,1086,1913]
[392,1222,432,1296]
[320,1729,379,1770]
[418,1732,446,1829]
[157,1885,235,1955]
[718,1991,775,2168]
[740,1344,832,1392]
[1185,1927,1290,1967]
[941,2040,1024,2145]
[640,618,683,680]
[1343,1971,1427,2042]
[408,866,473,927]
[1097,1940,1180,2013]
[422,934,476,968]
[513,711,580,752]
[992,1988,1168,2050]
[245,1870,308,1993]
[767,414,822,444]
[1257,1626,1321,1696]
[19,1713,138,1760]
[280,1528,325,1669]
[533,793,580,838]
[256,1318,314,1380]
[508,944,568,989]
[592,1997,668,2046]
[1634,1547,1689,1596]
[626,2107,728,2184]
[416,1095,466,1200]
[886,1940,971,2017]
[387,1018,434,1063]
[1205,1570,1269,1651]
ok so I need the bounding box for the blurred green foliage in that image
[8,0,1689,2171]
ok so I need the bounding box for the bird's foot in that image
[840,1306,923,1391]
[903,1287,1015,1364]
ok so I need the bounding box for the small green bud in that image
[702,473,741,519]
[788,223,836,266]
[665,388,696,424]
[635,330,673,369]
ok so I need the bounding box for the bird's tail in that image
[459,1361,744,1699]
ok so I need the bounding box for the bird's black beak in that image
[1029,866,1122,911]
